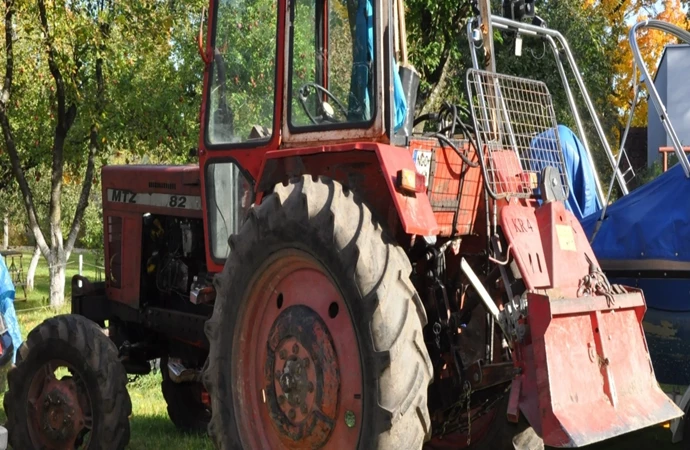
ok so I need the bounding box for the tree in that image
[405,0,474,113]
[612,0,689,126]
[0,0,204,306]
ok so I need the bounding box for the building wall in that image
[647,45,690,167]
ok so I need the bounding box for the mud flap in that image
[501,200,683,447]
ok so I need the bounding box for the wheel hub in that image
[35,378,85,445]
[274,339,315,422]
[265,305,340,448]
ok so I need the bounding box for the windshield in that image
[288,0,377,128]
[207,0,277,145]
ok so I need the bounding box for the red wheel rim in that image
[27,359,94,449]
[234,250,363,449]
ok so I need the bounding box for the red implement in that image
[501,200,683,447]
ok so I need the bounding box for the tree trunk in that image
[48,254,66,308]
[2,214,7,250]
[26,245,41,291]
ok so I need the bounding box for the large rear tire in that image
[3,314,131,450]
[203,175,433,449]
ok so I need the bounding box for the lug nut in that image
[279,349,288,360]
[307,381,314,393]
[278,394,286,405]
[303,358,310,368]
[300,403,308,414]
[288,409,296,420]
[292,343,299,354]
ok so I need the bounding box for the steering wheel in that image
[298,82,349,125]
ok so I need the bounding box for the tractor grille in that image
[466,69,568,199]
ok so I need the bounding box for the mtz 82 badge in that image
[107,189,201,210]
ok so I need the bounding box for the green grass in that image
[0,250,683,449]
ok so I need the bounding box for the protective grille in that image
[466,69,569,199]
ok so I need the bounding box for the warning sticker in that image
[412,149,432,188]
[556,224,577,252]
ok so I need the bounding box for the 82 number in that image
[169,195,187,208]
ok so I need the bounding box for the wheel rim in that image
[27,359,94,449]
[234,249,363,449]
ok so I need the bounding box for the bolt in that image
[307,381,314,393]
[551,178,558,187]
[300,403,308,414]
[303,358,310,368]
[278,394,286,405]
[292,343,299,355]
[473,372,479,382]
[279,349,288,360]
[288,409,296,420]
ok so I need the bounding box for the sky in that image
[624,0,689,25]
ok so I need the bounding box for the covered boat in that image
[580,164,690,385]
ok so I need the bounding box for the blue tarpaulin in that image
[530,125,603,221]
[581,163,690,262]
[0,256,21,363]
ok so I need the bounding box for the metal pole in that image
[79,254,83,276]
[478,0,496,72]
[483,15,630,196]
[629,20,690,178]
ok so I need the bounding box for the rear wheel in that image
[203,175,433,449]
[3,314,131,450]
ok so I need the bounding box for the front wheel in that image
[3,314,131,450]
[203,176,433,449]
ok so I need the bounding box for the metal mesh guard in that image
[466,69,569,199]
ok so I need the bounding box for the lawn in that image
[0,249,682,449]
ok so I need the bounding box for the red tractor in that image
[3,0,681,449]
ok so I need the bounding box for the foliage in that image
[0,0,207,305]
[405,0,474,112]
[609,0,689,127]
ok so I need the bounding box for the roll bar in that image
[467,15,633,201]
[628,19,690,178]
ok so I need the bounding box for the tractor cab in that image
[199,0,423,274]
[203,0,410,150]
